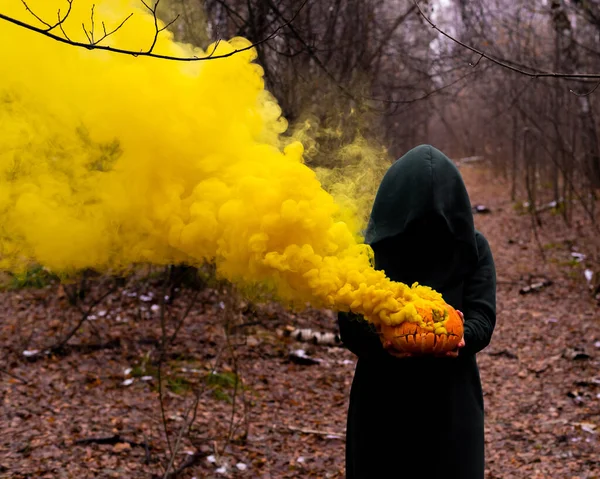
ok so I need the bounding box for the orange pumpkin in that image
[379,305,463,355]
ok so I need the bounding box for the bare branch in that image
[38,279,119,356]
[157,268,173,458]
[58,9,71,41]
[570,80,600,97]
[162,389,198,478]
[158,15,179,34]
[22,0,73,37]
[167,289,200,347]
[56,0,74,32]
[21,0,51,29]
[281,424,345,438]
[470,54,484,68]
[147,1,161,52]
[414,0,600,80]
[0,0,309,61]
[91,13,133,46]
[140,0,152,12]
[90,4,95,44]
[367,68,484,108]
[263,0,357,101]
[0,365,28,384]
[206,39,222,59]
[82,22,92,44]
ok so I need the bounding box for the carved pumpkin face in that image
[379,305,463,354]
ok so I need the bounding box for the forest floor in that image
[1,161,600,479]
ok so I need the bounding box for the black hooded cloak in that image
[338,145,496,479]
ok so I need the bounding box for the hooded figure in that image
[338,145,496,479]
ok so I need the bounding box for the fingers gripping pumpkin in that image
[379,305,463,354]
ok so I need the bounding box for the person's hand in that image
[440,310,466,358]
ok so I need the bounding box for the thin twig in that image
[49,281,117,352]
[90,4,95,44]
[514,104,600,233]
[162,452,204,479]
[158,15,179,34]
[145,0,161,52]
[278,424,345,438]
[157,267,173,458]
[163,401,195,478]
[91,13,133,46]
[21,0,51,28]
[0,366,28,384]
[58,9,71,41]
[523,128,546,262]
[141,0,180,55]
[364,69,481,106]
[470,54,484,68]
[143,432,152,465]
[82,22,92,44]
[167,289,200,347]
[224,299,240,447]
[163,310,226,477]
[221,287,251,448]
[570,80,600,97]
[187,343,226,441]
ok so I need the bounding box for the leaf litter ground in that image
[0,163,599,478]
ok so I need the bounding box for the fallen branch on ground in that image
[0,366,28,384]
[519,279,553,295]
[487,350,518,359]
[275,424,345,439]
[157,452,206,479]
[282,326,342,346]
[74,434,151,449]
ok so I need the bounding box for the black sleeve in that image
[337,311,386,359]
[460,232,497,356]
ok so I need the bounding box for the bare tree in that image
[422,0,600,227]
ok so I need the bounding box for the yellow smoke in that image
[0,0,448,328]
[289,115,391,233]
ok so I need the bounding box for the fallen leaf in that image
[112,442,132,453]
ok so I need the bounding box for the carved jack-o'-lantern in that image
[379,305,463,354]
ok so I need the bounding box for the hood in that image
[365,144,478,269]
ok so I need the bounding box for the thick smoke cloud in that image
[0,0,450,329]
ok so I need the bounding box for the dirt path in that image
[461,163,599,479]
[0,162,599,478]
